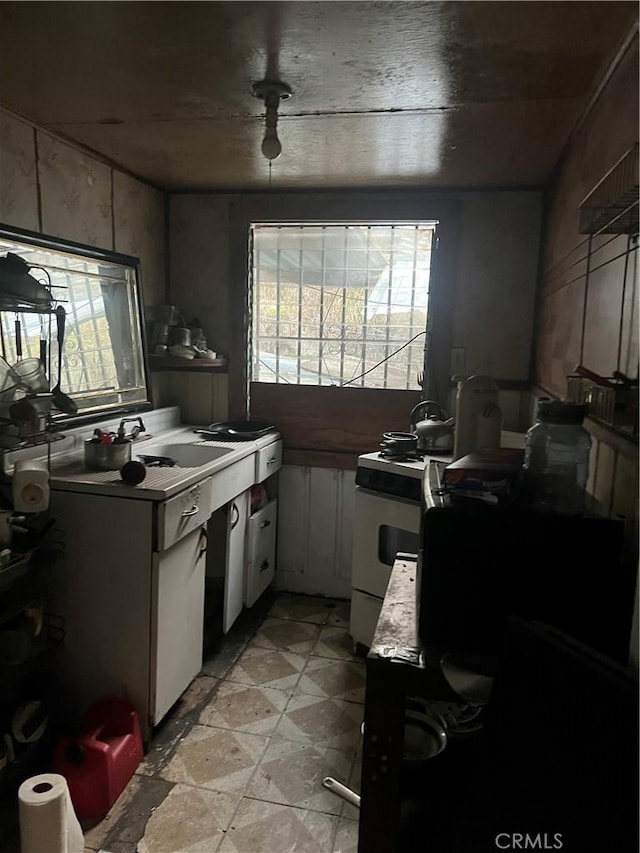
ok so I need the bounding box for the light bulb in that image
[261,127,282,161]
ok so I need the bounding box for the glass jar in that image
[524,400,591,514]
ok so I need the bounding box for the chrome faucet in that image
[117,417,146,440]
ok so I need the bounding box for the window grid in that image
[318,227,327,382]
[251,222,435,389]
[406,226,420,389]
[383,227,395,388]
[275,228,282,383]
[297,235,303,384]
[0,265,118,394]
[340,227,348,384]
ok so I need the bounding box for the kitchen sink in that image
[136,443,235,468]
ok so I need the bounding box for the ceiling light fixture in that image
[252,79,292,161]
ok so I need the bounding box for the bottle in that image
[524,400,591,514]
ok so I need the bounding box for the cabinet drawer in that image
[157,477,213,551]
[255,440,282,483]
[247,499,277,563]
[211,455,255,513]
[246,500,277,608]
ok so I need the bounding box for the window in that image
[250,222,437,390]
[0,229,151,423]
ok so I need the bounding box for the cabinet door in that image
[245,499,277,608]
[151,525,207,724]
[223,490,249,634]
[49,491,154,739]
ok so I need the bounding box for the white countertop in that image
[50,430,280,501]
[1,407,281,501]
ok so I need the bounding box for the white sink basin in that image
[136,443,234,468]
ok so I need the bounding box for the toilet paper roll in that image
[18,773,84,853]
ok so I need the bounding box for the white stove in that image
[349,435,525,649]
[350,449,452,649]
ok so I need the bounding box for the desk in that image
[358,554,459,853]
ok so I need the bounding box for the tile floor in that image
[82,592,364,853]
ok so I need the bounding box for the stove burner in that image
[379,431,422,462]
[378,447,424,462]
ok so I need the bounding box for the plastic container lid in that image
[536,399,588,424]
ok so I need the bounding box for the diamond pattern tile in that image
[327,602,351,629]
[199,682,289,735]
[137,784,240,853]
[226,645,307,691]
[312,627,356,661]
[82,774,145,851]
[332,818,359,853]
[247,739,354,815]
[252,618,322,654]
[160,725,269,792]
[341,751,362,821]
[74,595,366,853]
[218,798,338,853]
[274,694,364,750]
[296,657,365,704]
[268,596,334,625]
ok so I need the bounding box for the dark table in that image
[358,553,461,853]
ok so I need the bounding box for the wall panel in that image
[453,192,541,381]
[113,171,166,306]
[582,235,630,378]
[534,278,585,398]
[0,110,166,306]
[169,195,230,356]
[275,465,354,599]
[151,372,228,426]
[534,33,638,665]
[0,111,38,231]
[37,132,113,249]
[170,189,542,432]
[536,38,638,397]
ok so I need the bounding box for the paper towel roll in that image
[18,773,84,853]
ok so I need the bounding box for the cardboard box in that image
[443,448,524,499]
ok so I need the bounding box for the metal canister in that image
[84,440,132,471]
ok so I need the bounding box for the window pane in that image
[251,223,436,390]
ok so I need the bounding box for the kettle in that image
[409,401,455,453]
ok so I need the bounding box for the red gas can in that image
[54,697,143,818]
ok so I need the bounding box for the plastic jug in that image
[53,697,143,818]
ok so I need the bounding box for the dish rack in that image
[566,369,638,435]
[0,258,61,448]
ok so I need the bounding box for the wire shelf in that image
[579,144,639,235]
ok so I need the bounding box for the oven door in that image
[351,487,422,600]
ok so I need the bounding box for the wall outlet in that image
[450,347,466,375]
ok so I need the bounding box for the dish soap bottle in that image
[524,400,591,514]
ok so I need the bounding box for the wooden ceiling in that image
[0,1,637,191]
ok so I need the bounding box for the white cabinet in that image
[224,490,250,632]
[245,499,277,608]
[50,477,213,740]
[205,488,251,635]
[151,525,208,724]
[48,435,283,739]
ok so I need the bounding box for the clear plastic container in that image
[524,400,591,515]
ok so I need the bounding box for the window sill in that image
[149,355,228,372]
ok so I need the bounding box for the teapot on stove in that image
[409,400,455,453]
